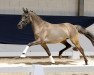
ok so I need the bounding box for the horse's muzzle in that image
[17,24,23,29]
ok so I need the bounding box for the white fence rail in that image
[0,64,94,75]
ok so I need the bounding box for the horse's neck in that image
[30,12,43,25]
[30,12,44,33]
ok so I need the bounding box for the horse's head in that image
[17,8,31,29]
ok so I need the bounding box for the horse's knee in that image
[28,43,32,46]
[68,44,71,48]
[28,42,38,47]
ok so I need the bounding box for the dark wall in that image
[0,15,94,44]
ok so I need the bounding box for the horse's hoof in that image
[51,61,55,64]
[20,54,26,58]
[49,56,55,64]
[85,63,88,65]
[51,63,55,65]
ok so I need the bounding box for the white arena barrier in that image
[0,64,94,75]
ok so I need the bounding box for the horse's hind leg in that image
[71,36,88,65]
[41,43,55,64]
[59,40,71,58]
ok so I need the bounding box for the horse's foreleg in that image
[20,40,40,58]
[59,40,71,58]
[41,43,55,64]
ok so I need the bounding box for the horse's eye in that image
[23,21,25,23]
[23,16,26,19]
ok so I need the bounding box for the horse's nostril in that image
[17,25,20,27]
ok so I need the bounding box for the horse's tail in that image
[75,25,94,46]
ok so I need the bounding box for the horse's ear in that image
[22,8,28,13]
[26,8,28,11]
[22,8,25,12]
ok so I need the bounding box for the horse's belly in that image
[45,33,68,43]
[43,27,69,43]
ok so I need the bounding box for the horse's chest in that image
[35,29,47,40]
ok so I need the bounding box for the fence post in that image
[71,51,80,59]
[32,65,45,75]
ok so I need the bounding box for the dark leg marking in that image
[59,40,71,58]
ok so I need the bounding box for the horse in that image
[17,8,94,65]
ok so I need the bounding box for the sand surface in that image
[0,56,94,75]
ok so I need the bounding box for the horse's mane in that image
[29,11,43,24]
